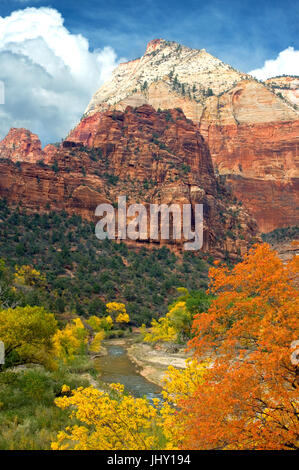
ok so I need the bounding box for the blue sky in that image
[0,0,298,144]
[2,0,298,71]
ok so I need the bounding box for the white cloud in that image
[249,47,299,81]
[0,7,123,144]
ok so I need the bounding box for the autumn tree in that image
[52,383,165,450]
[86,315,113,332]
[51,358,209,450]
[89,330,105,353]
[51,244,298,451]
[14,265,46,288]
[143,288,211,343]
[0,306,57,369]
[106,302,130,324]
[52,318,88,363]
[142,316,177,343]
[175,244,299,450]
[161,359,208,447]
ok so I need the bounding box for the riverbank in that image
[93,338,162,398]
[91,335,192,389]
[127,340,192,387]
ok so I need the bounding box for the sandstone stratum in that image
[0,105,258,258]
[85,39,299,232]
[0,38,298,252]
[265,76,299,109]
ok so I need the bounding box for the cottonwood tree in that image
[177,244,299,450]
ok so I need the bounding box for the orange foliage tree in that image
[175,243,299,450]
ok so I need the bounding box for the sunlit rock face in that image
[265,76,299,109]
[0,105,258,258]
[85,40,299,232]
[0,39,298,238]
[85,39,248,122]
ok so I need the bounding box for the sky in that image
[0,0,298,144]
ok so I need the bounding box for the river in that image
[94,343,162,400]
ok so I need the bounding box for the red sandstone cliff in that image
[0,39,298,238]
[83,40,299,232]
[0,128,44,163]
[199,80,299,232]
[0,105,258,258]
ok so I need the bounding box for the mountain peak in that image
[0,128,42,163]
[84,39,246,119]
[145,38,164,53]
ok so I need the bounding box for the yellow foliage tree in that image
[143,301,190,343]
[143,317,177,343]
[143,288,210,344]
[86,315,113,332]
[116,312,130,324]
[89,330,105,353]
[101,315,114,330]
[0,306,57,368]
[166,301,192,342]
[14,265,46,288]
[53,318,88,363]
[161,359,208,448]
[51,359,208,450]
[106,302,128,323]
[52,384,163,450]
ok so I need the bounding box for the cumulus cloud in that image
[249,47,299,81]
[0,7,123,144]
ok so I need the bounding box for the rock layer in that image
[84,41,299,232]
[199,83,299,232]
[0,105,258,258]
[1,39,298,235]
[266,76,299,109]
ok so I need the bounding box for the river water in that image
[94,343,162,400]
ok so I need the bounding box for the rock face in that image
[0,39,298,237]
[0,105,258,258]
[0,128,59,164]
[85,40,299,232]
[266,76,299,109]
[199,82,299,232]
[0,128,44,163]
[85,39,248,122]
[85,39,298,125]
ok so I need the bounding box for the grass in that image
[0,355,98,450]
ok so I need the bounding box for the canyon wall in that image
[84,40,299,232]
[0,39,298,241]
[0,105,258,258]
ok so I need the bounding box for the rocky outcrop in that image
[199,82,299,232]
[0,128,59,164]
[1,39,298,236]
[83,40,299,232]
[0,128,44,163]
[84,39,248,122]
[0,105,258,258]
[266,76,299,109]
